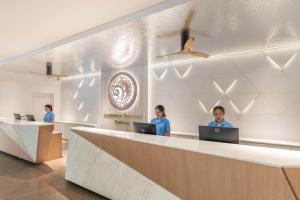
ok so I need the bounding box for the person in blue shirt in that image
[44,104,55,123]
[151,105,171,136]
[208,106,233,128]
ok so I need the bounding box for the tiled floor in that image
[0,141,108,200]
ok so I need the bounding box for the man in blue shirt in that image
[43,104,55,123]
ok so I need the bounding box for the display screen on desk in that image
[133,122,156,135]
[198,126,239,144]
[14,113,21,120]
[26,115,36,121]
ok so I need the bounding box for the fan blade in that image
[157,31,180,38]
[190,51,209,58]
[48,74,67,77]
[184,8,195,30]
[192,30,209,38]
[157,52,182,58]
[183,37,195,52]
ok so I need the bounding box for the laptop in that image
[198,126,239,144]
[14,113,21,120]
[133,122,156,135]
[26,114,36,121]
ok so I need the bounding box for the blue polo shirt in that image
[151,117,171,136]
[44,112,55,123]
[208,119,233,128]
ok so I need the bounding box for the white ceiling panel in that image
[0,0,171,61]
[1,0,300,75]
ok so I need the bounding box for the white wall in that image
[61,75,101,124]
[0,70,61,119]
[150,47,300,142]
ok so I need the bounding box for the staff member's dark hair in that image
[155,105,166,117]
[213,106,225,114]
[45,104,53,112]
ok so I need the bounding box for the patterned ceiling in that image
[0,0,299,75]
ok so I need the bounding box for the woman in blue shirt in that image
[44,104,55,123]
[151,105,171,136]
[208,106,233,128]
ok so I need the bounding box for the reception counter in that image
[66,127,300,200]
[0,119,62,163]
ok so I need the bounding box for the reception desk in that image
[66,127,300,200]
[0,119,62,163]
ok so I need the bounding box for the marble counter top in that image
[0,118,53,126]
[71,127,300,168]
[54,120,96,127]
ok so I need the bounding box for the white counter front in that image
[66,127,300,200]
[0,119,62,163]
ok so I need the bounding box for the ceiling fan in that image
[157,8,209,59]
[29,62,67,80]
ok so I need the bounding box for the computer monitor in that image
[14,113,21,120]
[26,114,36,122]
[198,126,239,144]
[133,122,156,135]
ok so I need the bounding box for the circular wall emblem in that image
[108,72,137,111]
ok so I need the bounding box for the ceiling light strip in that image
[211,43,300,58]
[62,72,101,80]
[152,43,300,68]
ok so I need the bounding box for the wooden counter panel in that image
[37,125,62,163]
[76,130,297,200]
[284,168,300,200]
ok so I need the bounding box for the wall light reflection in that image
[209,100,221,113]
[267,52,298,70]
[174,65,192,79]
[225,80,237,94]
[242,100,255,113]
[213,80,237,94]
[89,78,96,87]
[78,102,84,110]
[229,100,241,114]
[266,56,282,70]
[72,91,79,99]
[213,81,225,94]
[78,66,84,74]
[153,69,168,80]
[198,100,222,113]
[78,80,84,88]
[283,53,298,69]
[90,60,96,72]
[229,99,255,114]
[198,100,208,113]
[83,114,90,122]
